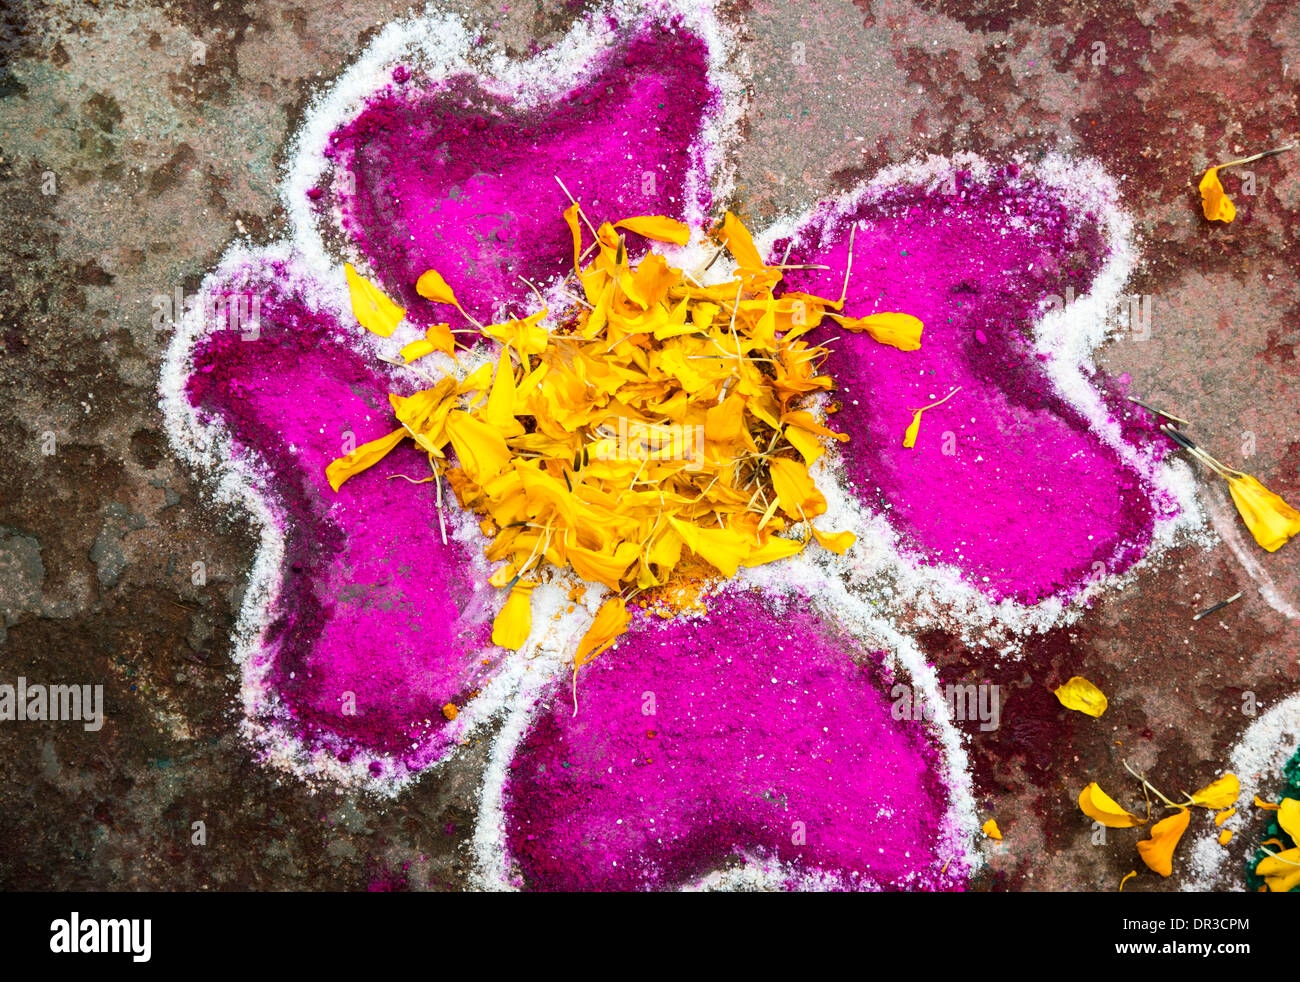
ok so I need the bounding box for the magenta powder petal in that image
[322,24,717,324]
[503,590,958,891]
[778,173,1162,605]
[185,269,500,771]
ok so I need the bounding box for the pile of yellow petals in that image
[1255,797,1300,892]
[1078,770,1240,880]
[329,206,925,662]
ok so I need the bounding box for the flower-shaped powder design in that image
[161,0,1187,889]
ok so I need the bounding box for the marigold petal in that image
[614,215,691,247]
[491,581,535,651]
[1199,166,1236,223]
[325,426,407,492]
[831,311,924,351]
[574,595,631,669]
[345,263,405,337]
[445,410,511,484]
[1226,473,1300,552]
[1188,774,1240,810]
[415,268,460,307]
[1136,808,1191,877]
[721,211,765,270]
[1053,676,1108,717]
[1078,782,1146,828]
[811,526,856,554]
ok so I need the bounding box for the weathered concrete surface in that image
[0,0,1296,890]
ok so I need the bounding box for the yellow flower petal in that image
[1118,870,1137,892]
[325,426,407,492]
[982,819,1002,840]
[668,517,750,578]
[721,211,765,269]
[484,310,549,356]
[1136,808,1191,877]
[345,262,405,337]
[1218,829,1233,846]
[614,215,691,247]
[1254,795,1279,811]
[1188,774,1240,810]
[768,457,827,520]
[1053,676,1108,718]
[445,410,511,484]
[811,526,856,555]
[1215,807,1236,826]
[1226,472,1300,552]
[1078,782,1146,828]
[1198,166,1236,223]
[574,595,631,669]
[902,387,961,450]
[565,541,639,591]
[740,533,804,567]
[902,411,923,449]
[1256,846,1300,892]
[563,202,583,274]
[415,268,460,307]
[491,581,535,650]
[399,322,455,362]
[1279,797,1300,843]
[830,312,924,351]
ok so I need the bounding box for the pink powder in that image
[779,174,1171,604]
[503,589,959,891]
[323,25,716,325]
[186,269,500,773]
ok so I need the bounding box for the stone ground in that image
[0,0,1296,891]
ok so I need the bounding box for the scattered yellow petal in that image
[1136,808,1191,877]
[902,386,961,449]
[721,211,765,269]
[1254,795,1279,811]
[1226,472,1300,552]
[614,215,691,246]
[830,312,923,351]
[902,412,923,449]
[1198,167,1235,223]
[768,457,828,520]
[1256,846,1300,892]
[563,202,583,273]
[574,595,631,670]
[491,581,535,651]
[1078,782,1146,828]
[1118,870,1137,892]
[444,410,511,485]
[415,268,459,307]
[982,819,1002,840]
[325,427,407,492]
[484,310,549,356]
[1218,829,1233,846]
[1188,773,1240,810]
[1215,807,1236,827]
[811,526,856,555]
[399,322,455,362]
[1053,676,1108,717]
[345,262,405,337]
[1279,797,1300,842]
